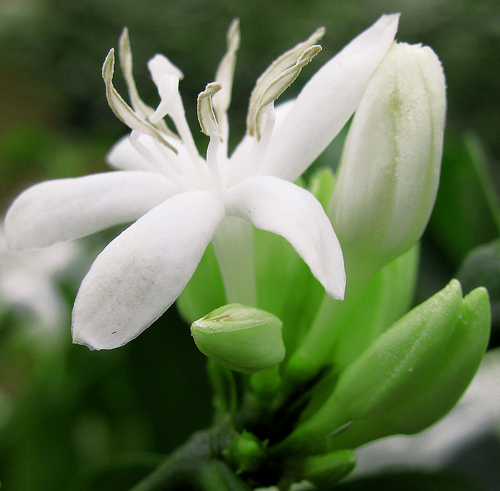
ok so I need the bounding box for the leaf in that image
[428,133,500,265]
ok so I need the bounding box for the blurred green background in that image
[0,0,499,489]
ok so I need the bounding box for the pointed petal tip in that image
[375,12,400,37]
[323,271,346,302]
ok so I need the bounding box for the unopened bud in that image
[329,41,446,272]
[191,303,285,374]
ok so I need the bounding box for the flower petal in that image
[261,13,399,181]
[107,135,159,172]
[107,133,185,174]
[227,175,345,300]
[5,171,178,249]
[72,190,225,350]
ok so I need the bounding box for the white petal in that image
[106,133,184,173]
[72,191,225,350]
[261,14,399,181]
[107,135,158,171]
[226,99,295,183]
[227,175,345,300]
[5,171,178,249]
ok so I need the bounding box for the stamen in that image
[148,55,203,168]
[247,26,325,139]
[102,49,178,154]
[198,83,225,195]
[213,19,240,128]
[119,28,178,139]
[197,82,223,139]
[254,45,322,140]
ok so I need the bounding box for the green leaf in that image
[429,133,500,265]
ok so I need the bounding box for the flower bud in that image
[277,280,462,455]
[328,41,446,273]
[322,286,490,451]
[222,430,268,474]
[299,450,356,488]
[191,303,285,374]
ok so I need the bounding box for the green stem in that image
[283,256,375,388]
[130,424,250,491]
[212,216,258,306]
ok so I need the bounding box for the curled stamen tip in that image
[298,45,322,64]
[198,82,223,138]
[204,82,223,95]
[102,48,115,78]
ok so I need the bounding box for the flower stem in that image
[283,258,374,388]
[212,216,258,307]
[129,424,251,491]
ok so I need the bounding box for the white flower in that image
[4,15,398,350]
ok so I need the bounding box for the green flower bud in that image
[191,304,285,374]
[328,41,446,274]
[276,280,462,456]
[299,450,356,488]
[324,286,490,451]
[222,430,268,475]
[284,42,447,389]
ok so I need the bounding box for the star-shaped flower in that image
[4,15,398,350]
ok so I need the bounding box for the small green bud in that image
[191,304,285,374]
[222,430,268,474]
[300,450,356,488]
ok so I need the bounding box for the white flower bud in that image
[190,304,285,374]
[328,42,446,272]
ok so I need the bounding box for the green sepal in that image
[222,430,268,475]
[275,280,462,455]
[324,286,490,450]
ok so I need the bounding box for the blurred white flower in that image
[0,225,80,329]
